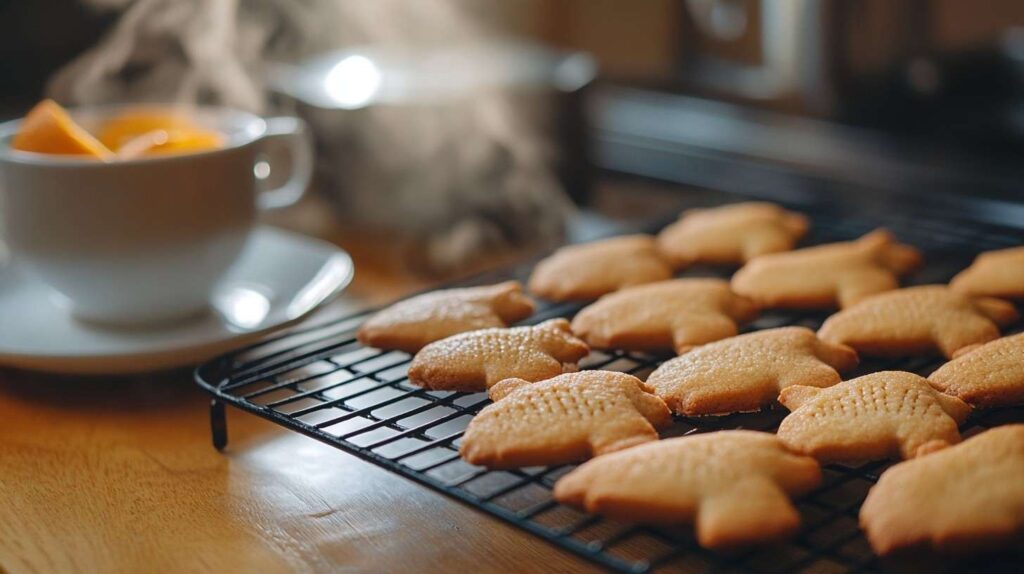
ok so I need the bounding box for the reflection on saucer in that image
[0,226,353,375]
[214,284,272,332]
[287,254,353,320]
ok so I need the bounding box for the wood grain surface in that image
[0,183,687,573]
[0,364,593,573]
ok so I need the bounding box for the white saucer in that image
[0,226,354,375]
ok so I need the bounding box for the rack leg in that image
[210,399,228,451]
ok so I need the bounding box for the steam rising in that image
[48,0,575,272]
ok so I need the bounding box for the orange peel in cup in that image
[97,109,205,150]
[116,129,225,159]
[11,101,225,161]
[11,99,114,160]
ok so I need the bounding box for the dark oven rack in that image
[196,205,1024,574]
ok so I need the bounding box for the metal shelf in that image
[196,205,1024,573]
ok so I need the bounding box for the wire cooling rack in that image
[196,206,1024,573]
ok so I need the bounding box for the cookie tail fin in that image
[784,212,810,236]
[933,318,1001,359]
[856,228,894,250]
[933,391,972,425]
[491,281,537,322]
[879,242,923,274]
[856,229,922,274]
[488,378,531,401]
[778,385,823,410]
[836,269,898,308]
[671,315,740,354]
[741,228,796,261]
[972,296,1020,326]
[813,338,860,372]
[696,479,800,550]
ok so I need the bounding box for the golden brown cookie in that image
[570,279,759,355]
[527,235,673,302]
[656,202,809,268]
[731,229,922,309]
[860,424,1024,557]
[553,431,821,550]
[928,333,1024,408]
[407,319,590,394]
[646,327,858,416]
[459,371,671,469]
[817,285,1019,359]
[950,246,1024,300]
[777,371,971,463]
[357,281,535,353]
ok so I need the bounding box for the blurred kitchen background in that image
[3,0,1024,302]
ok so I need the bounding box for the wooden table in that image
[0,372,591,573]
[1,183,690,573]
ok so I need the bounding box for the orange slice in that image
[97,109,204,150]
[11,99,114,160]
[116,129,225,159]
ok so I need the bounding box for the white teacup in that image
[0,105,313,326]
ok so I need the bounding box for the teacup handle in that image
[256,116,314,210]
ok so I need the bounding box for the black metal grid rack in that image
[196,205,1024,573]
